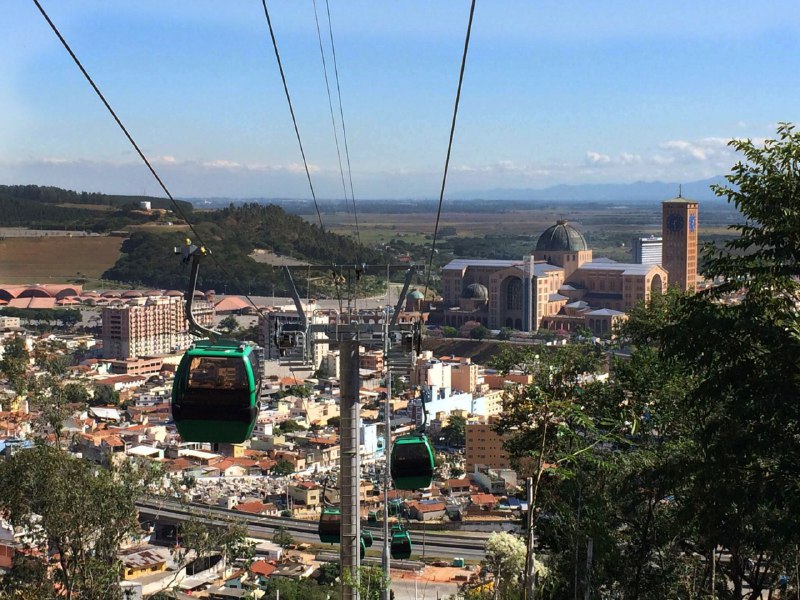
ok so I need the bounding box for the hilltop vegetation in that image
[0,185,194,232]
[0,185,386,293]
[105,203,387,294]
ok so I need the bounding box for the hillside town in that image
[0,280,539,598]
[0,198,737,599]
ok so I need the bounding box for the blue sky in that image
[2,1,799,199]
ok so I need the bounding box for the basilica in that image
[432,197,698,337]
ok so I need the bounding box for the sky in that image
[2,1,799,200]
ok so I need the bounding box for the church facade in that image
[437,216,673,337]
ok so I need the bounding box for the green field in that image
[0,236,124,284]
[321,202,740,264]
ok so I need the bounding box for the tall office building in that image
[661,197,699,292]
[632,235,663,265]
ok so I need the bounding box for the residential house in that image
[120,546,170,580]
[472,465,518,495]
[469,493,498,511]
[288,481,321,509]
[445,478,472,497]
[405,500,447,521]
[234,501,277,516]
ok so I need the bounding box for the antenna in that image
[678,184,683,198]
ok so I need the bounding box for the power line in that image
[423,0,477,300]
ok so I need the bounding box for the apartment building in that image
[101,295,213,359]
[465,421,510,472]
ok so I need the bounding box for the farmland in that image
[0,236,124,284]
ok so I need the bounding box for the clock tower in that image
[661,195,698,293]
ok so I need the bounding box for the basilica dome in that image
[462,283,488,301]
[535,220,588,252]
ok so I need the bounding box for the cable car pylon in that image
[279,263,421,600]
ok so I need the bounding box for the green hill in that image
[0,185,386,294]
[105,203,386,295]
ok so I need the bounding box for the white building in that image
[632,235,663,265]
[359,422,380,461]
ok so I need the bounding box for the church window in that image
[506,278,523,311]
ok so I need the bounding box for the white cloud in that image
[202,159,242,169]
[659,137,730,161]
[586,151,611,164]
[650,154,674,166]
[619,152,642,165]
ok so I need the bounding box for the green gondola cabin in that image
[172,340,261,443]
[391,527,413,560]
[318,506,341,544]
[390,433,435,490]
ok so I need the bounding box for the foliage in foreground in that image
[490,124,800,599]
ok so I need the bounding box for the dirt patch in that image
[0,236,124,284]
[249,249,309,267]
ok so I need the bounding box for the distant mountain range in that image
[454,176,727,202]
[182,176,728,206]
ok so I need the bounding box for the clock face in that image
[666,213,684,232]
[689,214,696,233]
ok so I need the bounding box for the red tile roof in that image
[234,501,270,514]
[446,478,471,488]
[406,500,446,513]
[250,561,277,577]
[470,493,497,506]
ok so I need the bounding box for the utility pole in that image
[278,264,422,600]
[340,337,361,600]
[525,476,536,600]
[382,312,393,600]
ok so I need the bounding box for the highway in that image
[136,499,489,561]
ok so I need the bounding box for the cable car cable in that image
[312,0,358,254]
[323,0,362,252]
[422,0,477,301]
[259,0,346,312]
[31,0,267,317]
[30,0,200,246]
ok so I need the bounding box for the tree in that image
[272,526,294,550]
[342,566,393,600]
[219,315,239,333]
[0,445,151,600]
[91,385,120,406]
[642,124,800,598]
[441,414,467,448]
[316,561,340,586]
[442,326,458,338]
[470,325,490,340]
[0,335,30,396]
[177,515,253,579]
[492,342,623,599]
[484,532,529,600]
[0,553,54,600]
[496,327,514,341]
[277,419,306,433]
[271,459,295,477]
[63,382,90,405]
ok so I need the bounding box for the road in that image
[136,499,489,561]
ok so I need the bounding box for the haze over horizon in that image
[2,1,798,200]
